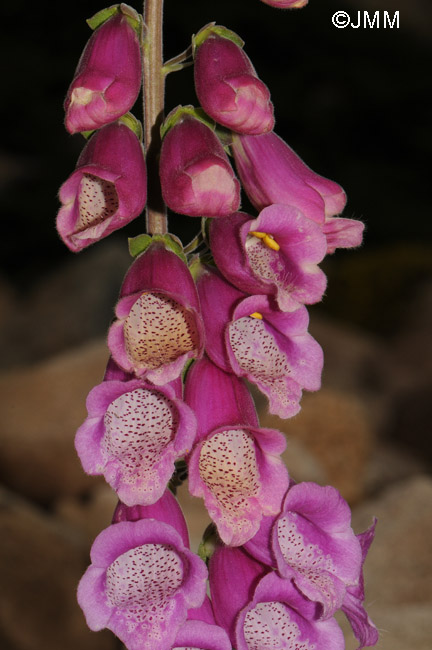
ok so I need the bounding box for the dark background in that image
[1,0,431,333]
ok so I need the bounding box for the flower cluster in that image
[56,4,377,650]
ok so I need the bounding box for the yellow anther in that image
[249,230,280,251]
[249,312,263,319]
[263,234,280,251]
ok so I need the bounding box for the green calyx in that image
[128,233,187,263]
[192,23,244,56]
[160,105,215,140]
[87,3,142,36]
[118,112,143,140]
[198,523,219,563]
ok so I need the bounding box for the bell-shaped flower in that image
[210,205,327,312]
[64,12,142,134]
[75,378,196,506]
[77,518,207,650]
[197,266,323,418]
[112,489,190,547]
[271,482,362,620]
[160,114,241,217]
[232,131,364,253]
[260,0,308,8]
[185,357,289,546]
[209,545,269,644]
[194,29,274,135]
[57,122,147,252]
[342,520,379,649]
[232,132,342,222]
[235,572,344,650]
[108,242,205,384]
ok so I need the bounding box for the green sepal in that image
[192,23,244,56]
[181,358,194,383]
[128,233,187,263]
[160,105,215,140]
[87,3,141,36]
[198,523,219,564]
[118,112,143,140]
[128,233,153,258]
[80,129,95,140]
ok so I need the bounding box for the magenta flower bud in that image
[185,358,289,546]
[77,519,207,650]
[260,0,308,7]
[232,131,346,223]
[209,545,268,643]
[108,242,205,384]
[194,32,274,135]
[160,115,241,217]
[57,123,147,252]
[210,205,327,312]
[64,13,142,134]
[75,378,196,507]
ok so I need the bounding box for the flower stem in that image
[143,0,167,235]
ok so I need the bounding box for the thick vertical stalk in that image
[143,0,167,234]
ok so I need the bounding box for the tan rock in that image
[0,340,108,502]
[259,388,374,504]
[0,486,116,650]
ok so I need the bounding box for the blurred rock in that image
[260,388,374,504]
[0,486,116,650]
[0,339,108,503]
[364,441,429,495]
[55,484,118,542]
[352,476,432,605]
[0,241,130,369]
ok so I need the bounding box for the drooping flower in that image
[77,519,207,650]
[235,572,344,650]
[64,11,142,134]
[173,619,232,650]
[342,519,379,649]
[210,205,327,312]
[75,378,196,506]
[108,242,205,384]
[197,266,323,418]
[185,357,289,545]
[260,0,308,8]
[159,113,241,217]
[232,131,364,253]
[194,27,274,135]
[57,122,147,252]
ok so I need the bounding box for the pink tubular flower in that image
[57,122,147,252]
[108,242,204,384]
[77,519,207,650]
[235,573,344,650]
[260,0,308,8]
[173,620,232,650]
[159,115,241,217]
[197,266,323,418]
[194,31,274,135]
[342,520,379,649]
[271,482,362,620]
[209,545,269,644]
[75,378,196,506]
[185,357,289,546]
[64,13,142,134]
[232,131,364,253]
[210,205,327,312]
